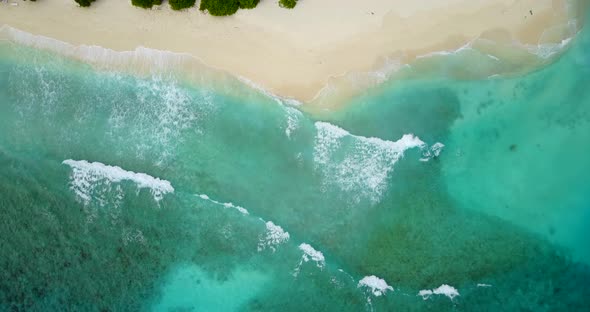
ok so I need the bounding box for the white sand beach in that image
[0,0,582,106]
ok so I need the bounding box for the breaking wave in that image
[258,221,290,252]
[63,159,173,204]
[418,284,460,301]
[313,121,442,203]
[357,275,394,297]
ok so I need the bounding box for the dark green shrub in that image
[199,0,240,16]
[239,0,259,9]
[74,0,96,7]
[279,0,297,9]
[169,0,196,10]
[131,0,160,9]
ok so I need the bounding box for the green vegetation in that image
[74,0,96,7]
[131,0,162,9]
[239,0,260,9]
[199,0,261,16]
[73,0,291,14]
[279,0,297,9]
[199,0,239,16]
[169,0,196,10]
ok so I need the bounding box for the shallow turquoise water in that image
[1,15,590,312]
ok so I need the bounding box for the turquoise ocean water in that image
[1,10,590,312]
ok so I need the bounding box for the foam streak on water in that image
[197,193,249,215]
[63,159,173,203]
[0,25,192,72]
[418,284,460,301]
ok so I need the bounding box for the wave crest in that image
[313,122,427,203]
[63,159,173,204]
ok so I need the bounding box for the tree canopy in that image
[131,0,163,9]
[239,0,260,9]
[169,0,196,10]
[74,0,96,7]
[199,0,263,16]
[199,0,239,16]
[279,0,297,9]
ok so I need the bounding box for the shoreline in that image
[0,0,584,109]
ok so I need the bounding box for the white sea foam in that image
[313,121,427,203]
[0,25,192,71]
[196,193,249,215]
[338,268,357,282]
[227,203,249,215]
[257,221,290,252]
[358,275,394,297]
[63,159,174,204]
[416,41,474,59]
[1,26,212,168]
[420,142,445,162]
[477,283,492,287]
[486,54,500,61]
[418,289,434,300]
[2,23,578,117]
[197,195,293,255]
[293,243,325,276]
[527,19,578,59]
[526,37,573,59]
[313,122,349,165]
[415,34,573,62]
[339,57,404,87]
[299,243,325,266]
[285,106,302,139]
[310,56,405,107]
[433,284,460,299]
[310,28,577,107]
[418,284,460,300]
[371,57,403,84]
[236,75,302,107]
[120,75,209,166]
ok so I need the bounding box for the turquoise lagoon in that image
[0,11,589,312]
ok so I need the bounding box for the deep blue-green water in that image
[1,12,590,312]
